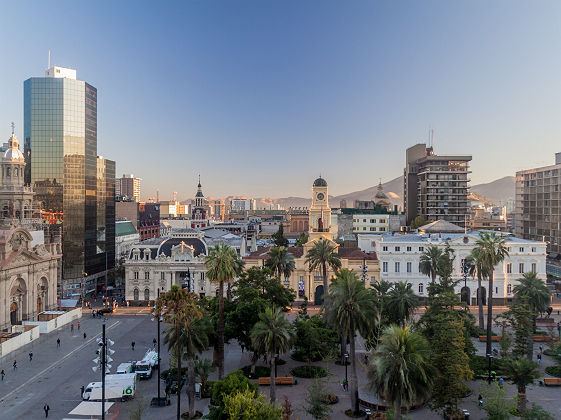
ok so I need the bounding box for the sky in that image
[0,0,560,200]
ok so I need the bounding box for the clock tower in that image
[309,177,332,241]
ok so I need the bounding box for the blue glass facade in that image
[24,75,115,289]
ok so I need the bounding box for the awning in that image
[89,387,123,400]
[68,401,114,416]
[59,299,79,308]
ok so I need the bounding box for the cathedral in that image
[0,127,60,331]
[191,176,209,229]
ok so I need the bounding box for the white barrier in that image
[0,325,39,358]
[23,308,82,334]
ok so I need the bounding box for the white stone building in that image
[358,220,547,305]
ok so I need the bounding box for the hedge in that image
[291,365,328,378]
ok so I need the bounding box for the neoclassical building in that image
[245,177,380,304]
[0,129,60,330]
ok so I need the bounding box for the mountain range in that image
[255,175,516,209]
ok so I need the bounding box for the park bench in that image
[258,376,295,386]
[478,336,501,342]
[532,335,553,342]
[544,378,561,386]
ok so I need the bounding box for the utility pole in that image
[101,322,106,420]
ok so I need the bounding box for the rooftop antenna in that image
[11,122,15,135]
[48,50,51,69]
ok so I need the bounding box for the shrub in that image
[160,367,188,381]
[521,403,554,420]
[291,365,328,378]
[201,381,214,399]
[469,355,506,378]
[207,371,258,420]
[545,366,561,377]
[240,365,271,378]
[181,411,203,419]
[320,393,339,405]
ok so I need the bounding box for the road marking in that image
[0,320,121,405]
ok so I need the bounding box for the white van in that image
[82,373,137,400]
[116,362,133,374]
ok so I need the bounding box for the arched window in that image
[418,283,424,294]
[133,288,139,300]
[507,284,512,295]
[144,288,150,301]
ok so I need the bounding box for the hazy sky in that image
[1,1,560,200]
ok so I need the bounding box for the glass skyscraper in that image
[24,66,115,296]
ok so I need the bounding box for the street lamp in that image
[92,323,114,420]
[151,289,164,406]
[461,261,469,304]
[81,272,88,309]
[344,353,349,389]
[486,353,494,384]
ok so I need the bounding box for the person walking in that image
[539,345,543,355]
[153,338,157,347]
[56,338,60,348]
[13,360,17,370]
[1,369,5,381]
[77,321,81,331]
[29,352,33,362]
[478,394,483,407]
[83,332,87,340]
[131,341,135,351]
[71,323,74,333]
[498,377,504,388]
[43,403,50,418]
[537,353,542,365]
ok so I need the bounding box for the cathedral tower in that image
[308,177,332,241]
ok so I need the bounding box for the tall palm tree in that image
[502,357,540,414]
[419,245,444,288]
[513,271,551,359]
[205,242,244,379]
[305,239,341,303]
[164,316,210,418]
[154,285,202,420]
[386,282,419,327]
[366,325,433,420]
[266,246,295,281]
[475,232,509,356]
[323,269,377,415]
[250,306,295,403]
[464,248,490,330]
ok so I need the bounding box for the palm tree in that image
[323,269,377,415]
[154,285,202,420]
[164,316,209,418]
[475,232,509,356]
[366,325,433,420]
[386,282,418,327]
[266,246,295,281]
[305,239,342,302]
[194,358,216,396]
[205,242,244,379]
[419,245,444,288]
[464,248,490,330]
[250,306,295,403]
[513,271,551,359]
[502,357,540,414]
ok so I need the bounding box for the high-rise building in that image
[116,174,141,201]
[24,66,115,296]
[404,144,471,229]
[515,153,561,254]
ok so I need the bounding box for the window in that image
[495,287,498,294]
[419,283,424,294]
[406,246,412,252]
[531,263,536,273]
[134,254,138,260]
[506,263,512,274]
[134,271,139,280]
[370,227,375,231]
[532,247,536,253]
[370,219,375,223]
[382,246,388,252]
[379,227,386,232]
[519,263,524,273]
[395,262,400,273]
[519,247,524,252]
[161,272,165,280]
[363,219,366,223]
[507,284,512,295]
[407,262,412,273]
[419,247,424,252]
[144,288,150,301]
[145,271,150,280]
[395,246,400,252]
[133,288,139,300]
[382,262,388,273]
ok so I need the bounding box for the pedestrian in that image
[364,354,368,364]
[71,323,74,332]
[478,394,483,407]
[83,332,87,340]
[131,341,135,351]
[56,338,60,348]
[13,360,17,370]
[539,345,543,354]
[498,377,504,388]
[77,321,80,331]
[537,354,542,365]
[153,338,157,347]
[43,402,50,418]
[1,369,5,381]
[81,385,85,398]
[29,352,33,362]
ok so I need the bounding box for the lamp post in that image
[461,261,469,304]
[101,323,106,420]
[152,289,164,406]
[486,353,493,384]
[81,272,88,309]
[344,353,349,388]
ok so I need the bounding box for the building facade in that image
[404,144,471,229]
[24,66,115,296]
[116,174,141,202]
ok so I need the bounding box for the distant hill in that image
[257,175,515,210]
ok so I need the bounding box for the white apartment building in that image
[352,214,389,234]
[357,230,546,305]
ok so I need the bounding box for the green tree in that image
[521,403,554,420]
[304,379,332,420]
[497,302,534,359]
[293,315,338,363]
[155,285,202,420]
[323,269,377,415]
[272,224,289,247]
[205,242,244,379]
[464,248,490,330]
[367,325,433,420]
[410,215,428,229]
[194,358,216,395]
[481,384,515,420]
[502,357,541,414]
[250,307,295,403]
[208,370,258,420]
[223,388,283,420]
[514,272,551,359]
[475,231,509,356]
[419,245,445,289]
[386,281,418,327]
[305,239,342,301]
[266,246,295,281]
[295,232,309,247]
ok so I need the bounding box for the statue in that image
[317,217,323,232]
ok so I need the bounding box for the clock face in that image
[316,193,325,201]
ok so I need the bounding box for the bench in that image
[544,378,561,386]
[533,335,553,342]
[258,377,295,386]
[478,336,501,342]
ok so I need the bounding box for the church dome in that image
[3,134,24,162]
[313,177,327,187]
